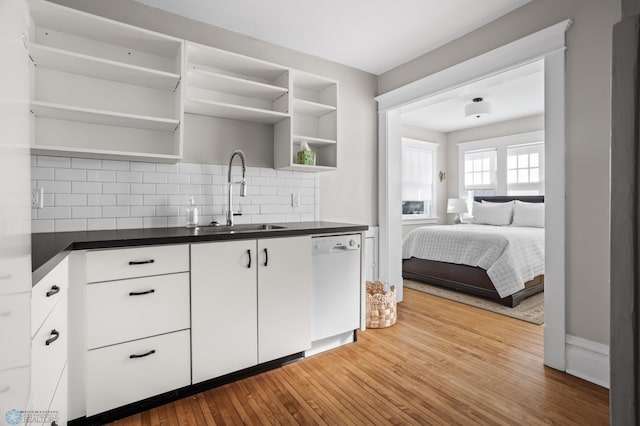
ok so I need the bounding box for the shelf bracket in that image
[173,122,181,132]
[173,78,181,93]
[22,34,35,64]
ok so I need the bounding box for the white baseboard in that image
[306,331,355,357]
[565,335,610,388]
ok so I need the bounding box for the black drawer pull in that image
[264,248,268,267]
[129,289,155,296]
[46,285,60,297]
[129,349,156,359]
[129,259,155,265]
[45,329,60,346]
[247,249,251,268]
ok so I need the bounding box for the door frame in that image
[375,19,571,370]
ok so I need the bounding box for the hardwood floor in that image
[111,288,610,425]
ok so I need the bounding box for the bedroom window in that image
[507,143,545,195]
[457,131,545,207]
[402,138,437,220]
[463,149,497,190]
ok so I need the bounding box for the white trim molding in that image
[565,335,610,389]
[376,20,572,111]
[375,20,571,371]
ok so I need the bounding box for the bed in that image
[402,196,545,307]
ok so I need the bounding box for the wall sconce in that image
[439,170,446,182]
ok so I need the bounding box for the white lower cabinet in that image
[86,330,190,416]
[191,236,312,382]
[31,296,68,415]
[257,237,312,363]
[86,272,190,349]
[191,240,258,383]
[31,258,68,424]
[48,363,68,426]
[82,245,191,417]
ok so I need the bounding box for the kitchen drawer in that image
[86,272,190,349]
[0,293,30,371]
[86,244,188,283]
[31,296,67,416]
[86,329,190,416]
[0,254,31,295]
[48,363,67,426]
[32,257,68,337]
[0,366,30,420]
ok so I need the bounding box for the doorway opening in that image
[375,20,571,370]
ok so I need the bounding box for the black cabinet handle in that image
[46,285,60,297]
[128,259,155,265]
[45,329,60,346]
[129,349,156,359]
[264,248,268,267]
[247,249,251,269]
[129,289,155,296]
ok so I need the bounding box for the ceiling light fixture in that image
[465,97,491,119]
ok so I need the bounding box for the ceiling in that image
[400,59,545,133]
[133,0,531,75]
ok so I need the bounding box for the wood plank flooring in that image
[111,288,610,425]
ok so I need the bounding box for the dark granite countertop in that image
[31,221,368,284]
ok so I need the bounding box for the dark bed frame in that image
[402,195,545,308]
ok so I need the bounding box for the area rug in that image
[403,279,544,325]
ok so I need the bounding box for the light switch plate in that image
[291,193,300,207]
[31,187,43,209]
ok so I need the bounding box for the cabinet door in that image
[191,240,257,383]
[258,236,311,363]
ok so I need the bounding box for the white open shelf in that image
[283,164,337,172]
[293,98,336,117]
[30,43,180,90]
[187,42,288,82]
[28,0,182,58]
[31,101,180,131]
[30,145,182,163]
[292,134,336,147]
[294,70,336,92]
[188,68,287,100]
[184,98,289,124]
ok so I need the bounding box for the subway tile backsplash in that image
[31,156,319,233]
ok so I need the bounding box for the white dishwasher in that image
[310,234,361,354]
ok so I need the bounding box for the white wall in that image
[379,0,619,346]
[52,0,379,227]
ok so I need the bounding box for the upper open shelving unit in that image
[274,70,338,171]
[24,1,338,170]
[184,42,290,124]
[27,0,184,161]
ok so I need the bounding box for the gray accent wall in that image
[52,0,379,227]
[380,0,620,349]
[610,0,639,422]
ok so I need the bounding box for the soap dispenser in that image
[186,196,198,228]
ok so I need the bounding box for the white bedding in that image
[402,224,544,298]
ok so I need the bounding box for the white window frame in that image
[458,130,545,199]
[507,142,545,194]
[402,138,438,223]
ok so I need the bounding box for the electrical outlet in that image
[291,193,301,207]
[31,187,43,209]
